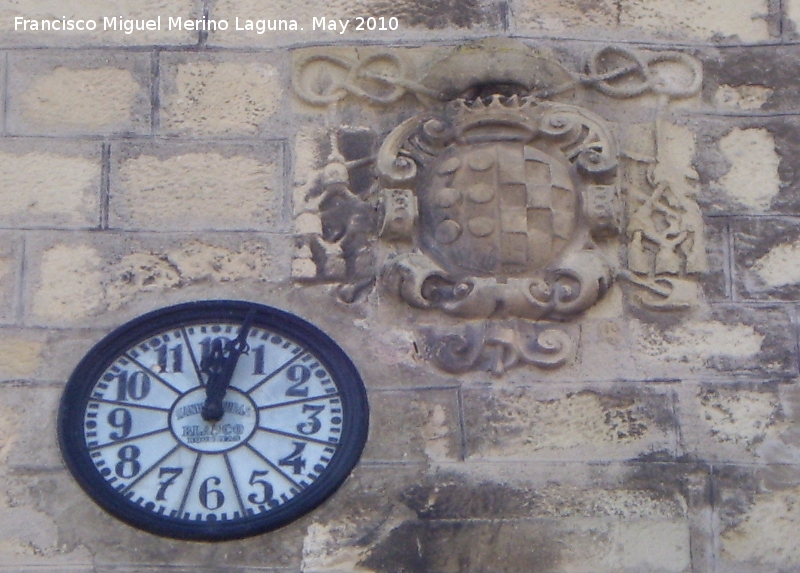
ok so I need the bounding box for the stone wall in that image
[1,1,800,572]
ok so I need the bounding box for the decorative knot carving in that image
[292,53,440,105]
[583,46,702,100]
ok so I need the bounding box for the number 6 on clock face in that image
[58,301,369,541]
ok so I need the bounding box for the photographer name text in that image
[13,15,400,35]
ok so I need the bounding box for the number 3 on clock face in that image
[58,301,369,541]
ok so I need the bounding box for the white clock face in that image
[59,302,368,540]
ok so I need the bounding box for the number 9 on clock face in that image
[58,301,369,541]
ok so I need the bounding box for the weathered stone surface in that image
[159,52,285,137]
[629,305,797,378]
[303,463,701,573]
[0,470,302,569]
[715,465,800,571]
[0,0,201,47]
[0,383,62,469]
[1,22,799,573]
[702,218,730,301]
[462,385,677,461]
[786,0,800,37]
[0,234,23,325]
[0,56,5,123]
[24,231,292,327]
[364,388,461,462]
[0,327,109,382]
[109,141,284,231]
[676,382,799,463]
[732,217,800,301]
[700,45,800,113]
[515,0,772,42]
[695,116,800,215]
[7,51,151,136]
[208,0,502,46]
[0,331,46,381]
[0,139,101,229]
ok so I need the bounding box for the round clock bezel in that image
[58,300,369,541]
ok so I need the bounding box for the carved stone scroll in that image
[420,321,577,375]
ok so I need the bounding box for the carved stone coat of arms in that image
[291,41,705,375]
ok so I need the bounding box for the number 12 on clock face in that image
[59,301,369,541]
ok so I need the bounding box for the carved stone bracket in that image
[419,320,577,376]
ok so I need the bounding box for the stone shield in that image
[418,141,578,278]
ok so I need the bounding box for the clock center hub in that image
[169,387,258,454]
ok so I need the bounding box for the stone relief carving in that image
[290,41,706,375]
[376,96,618,322]
[582,47,707,310]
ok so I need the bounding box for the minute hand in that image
[201,309,257,422]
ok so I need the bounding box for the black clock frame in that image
[58,300,369,541]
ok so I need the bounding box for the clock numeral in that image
[199,337,229,368]
[297,404,325,436]
[252,345,266,375]
[247,470,275,505]
[115,445,141,478]
[156,467,184,501]
[107,408,132,440]
[157,344,183,373]
[279,442,307,475]
[114,371,151,402]
[285,365,311,397]
[199,476,225,510]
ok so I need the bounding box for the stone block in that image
[109,141,284,232]
[629,305,797,379]
[786,0,800,37]
[0,54,5,127]
[0,233,23,325]
[462,385,677,462]
[207,0,502,47]
[618,0,773,42]
[362,387,461,463]
[514,0,772,42]
[0,327,110,383]
[159,52,286,137]
[695,116,800,216]
[732,217,800,301]
[715,465,800,571]
[0,0,202,47]
[23,231,292,328]
[0,383,62,470]
[304,462,702,573]
[7,51,151,136]
[702,217,730,301]
[676,381,800,464]
[2,470,302,570]
[0,330,47,381]
[0,139,101,229]
[700,45,800,113]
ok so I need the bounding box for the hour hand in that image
[200,309,256,422]
[200,339,228,422]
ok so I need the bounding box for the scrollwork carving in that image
[421,321,576,376]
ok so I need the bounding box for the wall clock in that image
[58,300,369,541]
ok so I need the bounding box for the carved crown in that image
[451,94,539,143]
